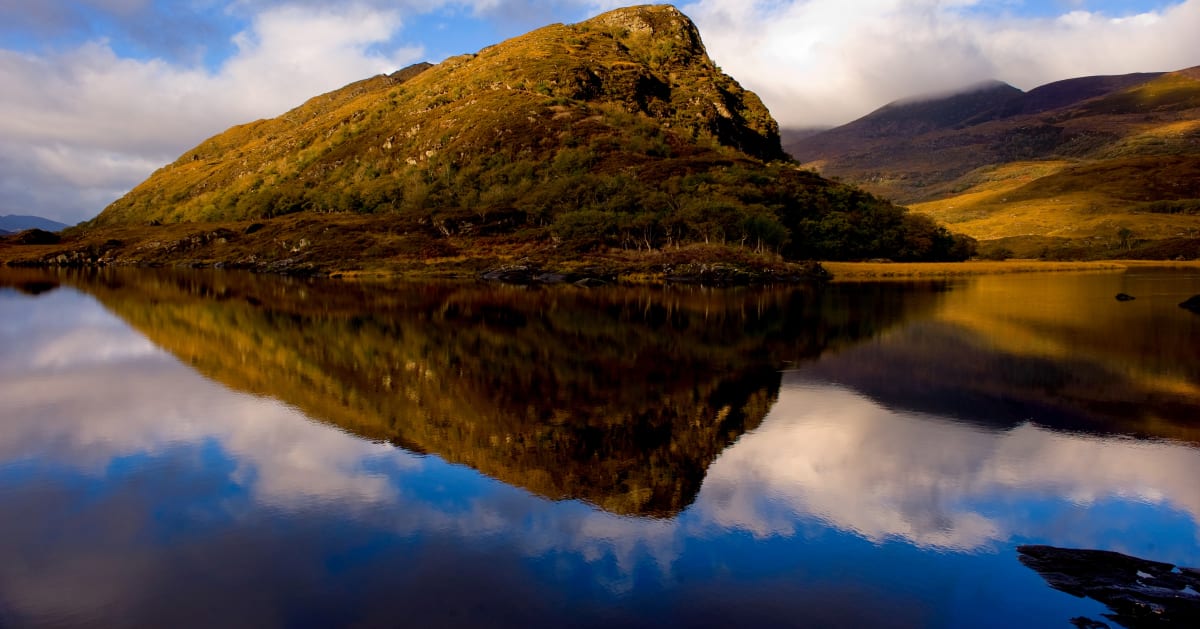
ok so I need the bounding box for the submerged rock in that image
[1180,295,1200,313]
[1116,293,1136,301]
[1018,545,1200,627]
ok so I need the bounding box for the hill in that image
[0,5,973,277]
[786,69,1200,258]
[0,215,69,233]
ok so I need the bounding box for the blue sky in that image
[0,0,1197,223]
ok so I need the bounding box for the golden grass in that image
[822,259,1131,281]
[911,154,1200,242]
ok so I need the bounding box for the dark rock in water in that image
[1181,295,1200,313]
[479,265,537,284]
[12,229,61,245]
[574,278,607,288]
[1069,618,1110,629]
[12,281,60,296]
[1018,545,1200,627]
[480,266,615,286]
[1115,293,1136,301]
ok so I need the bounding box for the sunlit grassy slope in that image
[912,155,1200,241]
[91,4,784,227]
[789,68,1200,257]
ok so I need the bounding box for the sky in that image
[1,0,1198,224]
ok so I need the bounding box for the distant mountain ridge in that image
[785,67,1200,257]
[0,215,68,233]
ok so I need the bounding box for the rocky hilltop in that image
[95,5,783,227]
[3,5,973,276]
[787,68,1200,259]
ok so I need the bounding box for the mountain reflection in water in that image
[1,267,1198,628]
[63,269,946,516]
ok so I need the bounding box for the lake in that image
[1,267,1198,628]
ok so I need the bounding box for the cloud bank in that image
[0,0,1197,223]
[0,1,425,223]
[685,0,1200,128]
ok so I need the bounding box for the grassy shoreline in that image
[821,259,1200,281]
[5,217,1198,284]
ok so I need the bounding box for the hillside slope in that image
[32,4,972,272]
[786,69,1200,258]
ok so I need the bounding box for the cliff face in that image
[92,5,784,227]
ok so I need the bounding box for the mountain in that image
[786,68,1200,258]
[0,5,974,276]
[0,215,69,233]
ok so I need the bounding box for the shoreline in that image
[820,259,1200,281]
[4,218,1198,284]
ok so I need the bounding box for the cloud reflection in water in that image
[697,375,1200,555]
[2,282,1198,627]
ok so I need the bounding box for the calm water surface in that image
[1,268,1198,628]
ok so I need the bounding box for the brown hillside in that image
[786,68,1200,257]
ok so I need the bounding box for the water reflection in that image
[801,272,1200,442]
[702,376,1200,558]
[55,269,945,516]
[2,267,1199,627]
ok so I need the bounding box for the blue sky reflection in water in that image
[1,273,1199,627]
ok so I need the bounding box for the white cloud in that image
[0,2,424,223]
[682,0,1200,127]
